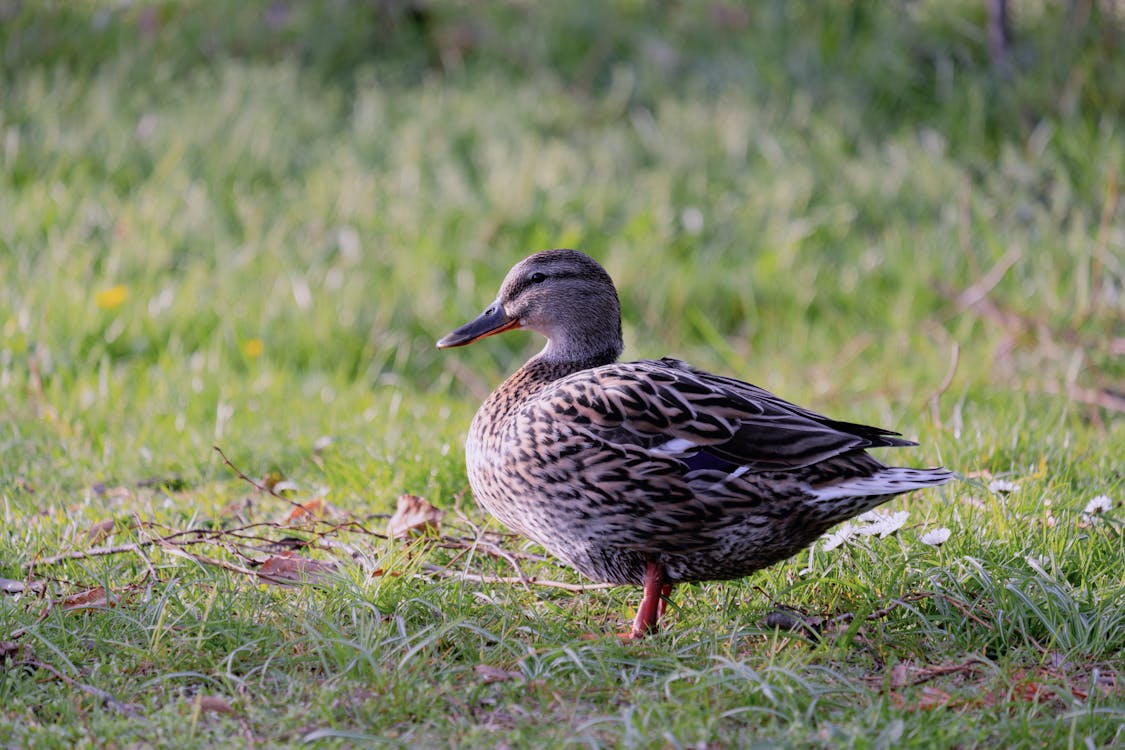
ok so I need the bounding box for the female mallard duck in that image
[437,249,952,638]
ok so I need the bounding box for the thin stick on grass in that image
[213,444,316,516]
[448,504,537,591]
[422,563,615,592]
[928,340,960,428]
[954,244,1022,312]
[1035,380,1125,414]
[22,656,136,716]
[1084,163,1117,322]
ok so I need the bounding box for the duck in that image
[437,249,952,638]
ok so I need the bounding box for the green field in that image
[2,2,1123,747]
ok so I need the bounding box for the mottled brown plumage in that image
[437,249,952,638]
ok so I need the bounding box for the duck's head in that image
[436,249,623,365]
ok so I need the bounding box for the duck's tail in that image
[809,466,955,503]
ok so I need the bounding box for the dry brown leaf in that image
[193,695,237,715]
[370,568,401,578]
[91,483,133,501]
[257,554,336,585]
[474,664,523,684]
[60,586,114,611]
[279,497,343,524]
[892,685,955,711]
[84,519,116,545]
[388,493,444,539]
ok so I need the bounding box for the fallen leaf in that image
[84,519,116,545]
[1013,680,1055,704]
[0,641,21,660]
[92,483,133,501]
[193,695,237,715]
[388,494,443,539]
[760,609,822,634]
[280,497,343,524]
[60,586,114,611]
[889,685,953,711]
[257,554,336,585]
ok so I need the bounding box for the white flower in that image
[821,524,855,551]
[821,510,910,550]
[920,527,952,546]
[853,510,909,538]
[1082,495,1113,516]
[988,479,1019,494]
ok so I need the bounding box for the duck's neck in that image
[527,339,621,380]
[493,342,619,403]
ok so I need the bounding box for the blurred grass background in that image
[1,1,1123,746]
[2,0,1120,491]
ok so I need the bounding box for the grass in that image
[2,1,1124,747]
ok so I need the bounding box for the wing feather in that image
[539,358,913,472]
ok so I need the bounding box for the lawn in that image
[1,1,1123,747]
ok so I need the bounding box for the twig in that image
[155,543,267,581]
[23,656,137,716]
[5,604,52,641]
[444,358,491,401]
[862,657,986,687]
[212,445,313,515]
[1035,381,1125,414]
[959,171,976,271]
[954,244,1022,311]
[27,542,148,570]
[928,340,960,428]
[1085,162,1117,322]
[19,506,615,596]
[436,536,552,564]
[130,514,160,581]
[922,590,994,630]
[421,564,614,592]
[27,347,60,424]
[445,508,538,591]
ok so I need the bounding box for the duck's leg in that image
[628,559,668,639]
[657,582,673,619]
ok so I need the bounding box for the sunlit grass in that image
[1,1,1123,747]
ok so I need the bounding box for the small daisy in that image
[920,527,952,546]
[854,510,909,537]
[1082,495,1113,516]
[821,524,855,551]
[988,479,1019,494]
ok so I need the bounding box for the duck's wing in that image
[520,358,948,555]
[540,357,915,473]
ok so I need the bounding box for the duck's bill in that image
[436,304,521,349]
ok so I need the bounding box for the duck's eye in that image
[529,272,547,284]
